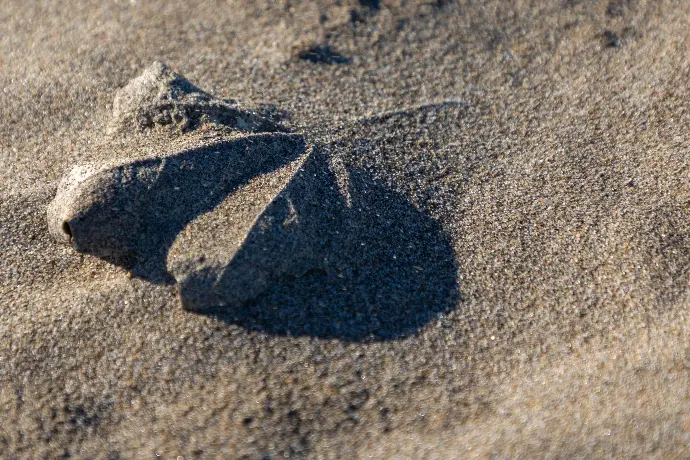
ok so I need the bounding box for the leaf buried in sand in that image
[47,61,460,340]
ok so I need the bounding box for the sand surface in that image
[1,0,689,457]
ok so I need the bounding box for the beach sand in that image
[1,0,689,457]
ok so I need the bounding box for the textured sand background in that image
[1,0,689,457]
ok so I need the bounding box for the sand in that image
[1,0,689,458]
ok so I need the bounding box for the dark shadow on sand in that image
[73,134,305,283]
[192,151,460,341]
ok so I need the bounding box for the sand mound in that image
[110,61,281,134]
